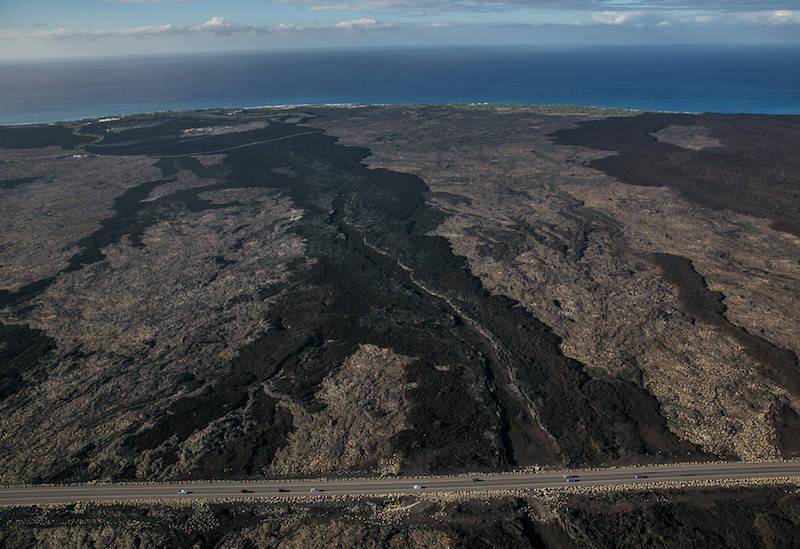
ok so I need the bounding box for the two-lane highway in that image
[2,461,800,505]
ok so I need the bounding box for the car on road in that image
[472,478,483,482]
[413,484,423,490]
[563,474,575,479]
[634,474,647,479]
[310,487,320,493]
[278,488,289,493]
[240,489,253,493]
[567,478,579,483]
[178,489,190,495]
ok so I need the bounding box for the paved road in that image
[154,130,324,158]
[2,461,800,505]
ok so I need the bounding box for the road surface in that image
[2,461,799,505]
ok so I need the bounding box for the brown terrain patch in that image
[0,155,162,292]
[0,178,308,482]
[652,253,800,397]
[271,344,415,476]
[650,124,721,150]
[552,112,800,237]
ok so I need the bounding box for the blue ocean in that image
[1,46,799,125]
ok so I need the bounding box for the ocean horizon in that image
[1,45,799,125]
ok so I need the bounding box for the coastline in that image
[2,46,799,125]
[0,103,727,128]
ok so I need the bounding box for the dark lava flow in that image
[552,112,800,238]
[2,115,708,480]
[551,113,800,455]
[0,127,93,405]
[114,114,707,477]
[652,253,800,456]
[0,177,38,190]
[0,323,54,400]
[0,175,178,310]
[0,125,93,150]
[653,253,800,395]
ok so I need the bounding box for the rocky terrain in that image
[312,106,800,462]
[1,105,799,544]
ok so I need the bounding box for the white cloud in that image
[738,9,800,24]
[334,17,391,29]
[675,9,800,26]
[0,17,395,42]
[273,22,312,32]
[593,11,643,25]
[194,17,234,31]
[22,24,178,40]
[188,17,262,35]
[282,0,800,15]
[3,6,799,46]
[308,1,405,10]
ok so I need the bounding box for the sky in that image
[1,0,800,59]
